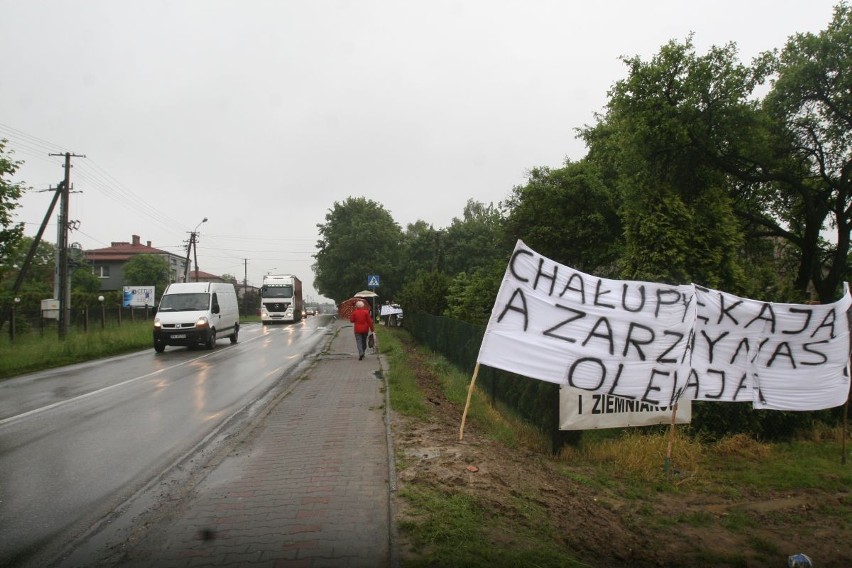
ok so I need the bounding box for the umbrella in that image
[353,290,379,319]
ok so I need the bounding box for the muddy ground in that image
[389,338,851,567]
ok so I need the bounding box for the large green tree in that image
[583,38,754,290]
[0,139,25,274]
[0,236,56,297]
[441,199,506,276]
[580,3,852,302]
[122,254,170,300]
[399,220,444,277]
[71,267,102,293]
[313,197,404,303]
[397,268,451,317]
[443,264,505,325]
[757,2,852,301]
[502,161,622,276]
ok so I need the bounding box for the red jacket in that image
[350,307,374,334]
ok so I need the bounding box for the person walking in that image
[350,300,374,360]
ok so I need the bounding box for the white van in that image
[153,282,240,352]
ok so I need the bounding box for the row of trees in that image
[314,3,852,321]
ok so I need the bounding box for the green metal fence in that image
[404,310,575,452]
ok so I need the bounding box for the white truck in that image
[260,274,303,324]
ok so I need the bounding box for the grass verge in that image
[380,327,586,567]
[379,326,852,568]
[0,322,153,378]
[379,326,549,452]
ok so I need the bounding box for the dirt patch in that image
[390,336,851,567]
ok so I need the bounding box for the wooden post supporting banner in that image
[664,402,679,477]
[459,362,481,441]
[843,374,849,465]
[842,300,850,465]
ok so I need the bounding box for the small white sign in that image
[41,298,60,320]
[559,385,691,430]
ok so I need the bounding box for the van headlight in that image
[196,316,209,329]
[154,318,161,329]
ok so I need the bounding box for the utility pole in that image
[183,234,194,282]
[183,217,207,282]
[243,258,249,317]
[49,152,85,339]
[193,237,200,282]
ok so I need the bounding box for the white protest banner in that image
[477,240,695,407]
[559,386,692,430]
[689,286,852,410]
[380,305,403,317]
[477,240,852,411]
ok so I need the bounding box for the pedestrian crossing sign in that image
[367,274,380,287]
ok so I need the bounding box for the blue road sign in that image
[367,274,380,287]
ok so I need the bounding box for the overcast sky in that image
[0,0,841,302]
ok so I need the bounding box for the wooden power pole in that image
[48,152,85,339]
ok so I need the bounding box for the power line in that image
[72,158,188,231]
[0,122,189,243]
[3,124,323,287]
[1,126,226,281]
[0,122,68,155]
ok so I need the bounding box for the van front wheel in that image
[230,325,239,344]
[206,329,216,350]
[154,340,165,353]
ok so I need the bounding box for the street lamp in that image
[10,297,20,341]
[184,217,208,282]
[98,295,105,329]
[193,218,207,282]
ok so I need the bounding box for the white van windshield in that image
[158,293,210,312]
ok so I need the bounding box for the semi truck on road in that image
[260,274,303,323]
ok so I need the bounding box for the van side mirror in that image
[212,293,220,314]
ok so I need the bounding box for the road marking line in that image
[0,334,267,428]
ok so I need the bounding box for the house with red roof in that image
[83,234,190,291]
[83,235,258,308]
[188,269,236,284]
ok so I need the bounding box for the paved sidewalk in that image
[108,320,396,568]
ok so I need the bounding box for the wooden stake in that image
[459,362,481,441]
[843,371,850,465]
[664,402,679,476]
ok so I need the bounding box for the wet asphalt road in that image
[0,318,331,567]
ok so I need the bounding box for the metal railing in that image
[2,305,155,340]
